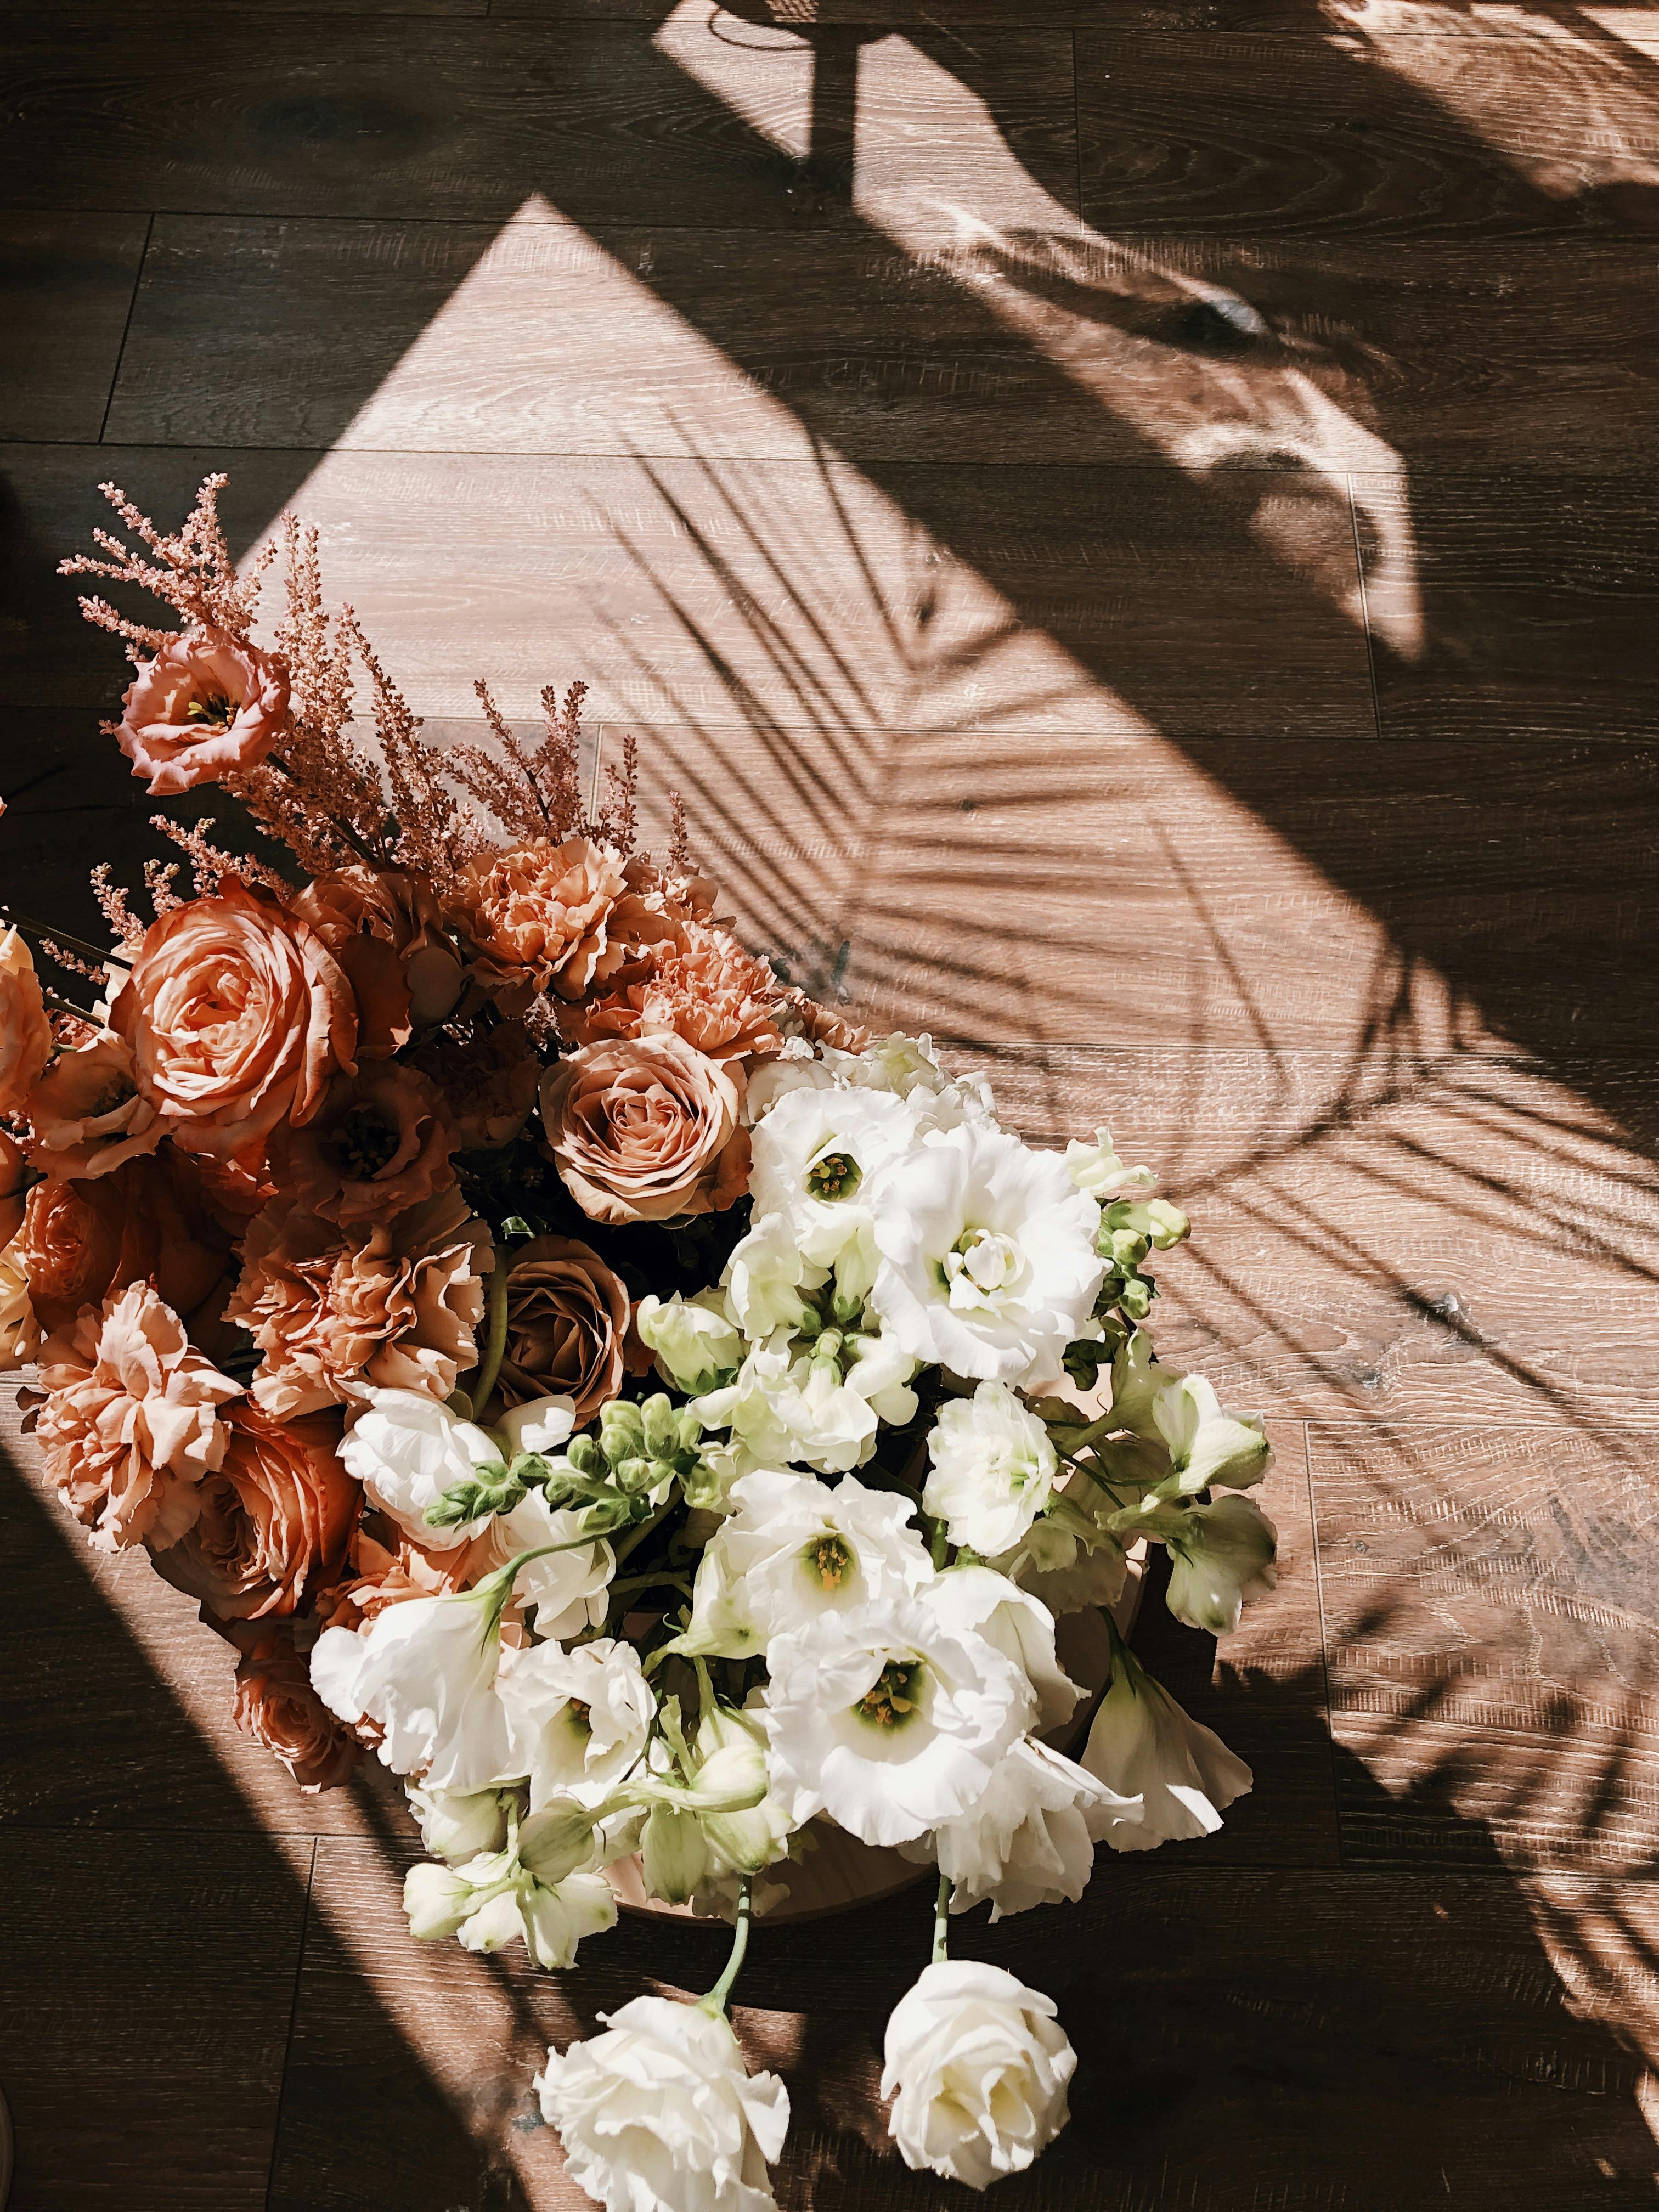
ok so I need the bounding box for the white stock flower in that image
[762,1592,1030,1848]
[721,1212,823,1341]
[1159,1492,1278,1634]
[923,1381,1058,1555]
[1081,1648,1252,1851]
[310,1583,526,1795]
[695,1335,895,1477]
[495,1393,577,1458]
[537,1996,789,2212]
[471,1486,615,1639]
[927,1562,1079,1733]
[867,1123,1102,1385]
[496,1635,656,1809]
[678,1469,934,1660]
[902,1736,1141,1920]
[405,1782,512,1863]
[1152,1374,1272,1493]
[339,1387,504,1549]
[1063,1125,1156,1200]
[882,1960,1075,2191]
[1105,1328,1168,1437]
[637,1290,743,1395]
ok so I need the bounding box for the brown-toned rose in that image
[0,1128,29,1247]
[110,878,357,1158]
[0,925,52,1118]
[115,627,289,796]
[227,1620,363,1792]
[17,1149,236,1336]
[25,1029,162,1181]
[269,1063,456,1227]
[149,1401,358,1621]
[493,1234,630,1426]
[405,1019,540,1152]
[539,1035,749,1225]
[226,1187,489,1418]
[557,921,786,1064]
[35,1282,242,1551]
[292,866,464,1057]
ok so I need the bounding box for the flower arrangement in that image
[0,478,1279,2204]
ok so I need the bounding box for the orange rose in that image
[149,1401,358,1621]
[539,1035,749,1225]
[110,879,357,1158]
[25,1029,162,1181]
[493,1234,630,1427]
[292,866,464,1057]
[225,1620,363,1792]
[114,628,289,796]
[0,1129,29,1247]
[0,925,53,1118]
[268,1063,456,1227]
[18,1149,235,1335]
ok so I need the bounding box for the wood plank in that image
[0,212,150,444]
[0,1829,309,2208]
[1078,30,1659,240]
[1311,1423,1659,1871]
[103,216,1659,472]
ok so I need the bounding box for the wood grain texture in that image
[0,212,150,443]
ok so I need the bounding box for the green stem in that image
[468,1257,511,1414]
[608,1495,676,1572]
[924,1513,950,1571]
[931,1867,951,1965]
[700,1877,754,2016]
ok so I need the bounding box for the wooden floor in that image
[3,2,1659,2205]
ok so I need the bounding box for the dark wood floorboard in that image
[0,212,150,443]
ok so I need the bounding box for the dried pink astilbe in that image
[89,865,147,960]
[57,475,273,665]
[150,815,289,900]
[344,610,469,882]
[593,728,639,856]
[445,679,591,853]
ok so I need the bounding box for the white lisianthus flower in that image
[692,1699,798,1895]
[495,1392,577,1458]
[405,1782,512,1863]
[496,1635,656,1809]
[923,1381,1058,1555]
[1063,1124,1156,1200]
[721,1211,825,1341]
[761,1593,1031,1848]
[1106,1328,1169,1437]
[310,1581,527,1795]
[748,1082,921,1267]
[843,1318,921,1426]
[339,1387,504,1548]
[989,1474,1128,1615]
[636,1290,743,1395]
[1152,1374,1272,1493]
[882,1960,1076,2191]
[926,1562,1079,1733]
[867,1123,1103,1385]
[676,1469,935,1660]
[538,1997,790,2212]
[1081,1645,1252,1850]
[405,1842,617,1970]
[900,1736,1142,1920]
[1154,1493,1278,1634]
[470,1486,615,1639]
[743,1048,835,1122]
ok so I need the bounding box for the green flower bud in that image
[641,1394,678,1458]
[517,1801,597,1887]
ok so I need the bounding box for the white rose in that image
[882,1960,1075,2190]
[495,1392,577,1458]
[927,1562,1079,1733]
[1063,1124,1156,1200]
[901,1736,1142,1920]
[339,1387,504,1549]
[637,1290,743,1395]
[470,1485,615,1639]
[1081,1645,1252,1850]
[923,1381,1058,1555]
[496,1636,656,1810]
[537,1996,789,2212]
[867,1122,1102,1385]
[405,1782,512,1863]
[1153,1374,1272,1493]
[747,1082,920,1267]
[761,1592,1031,1848]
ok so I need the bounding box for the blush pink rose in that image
[0,925,53,1119]
[539,1035,749,1226]
[115,627,290,796]
[110,879,357,1159]
[25,1030,162,1181]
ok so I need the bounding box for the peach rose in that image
[292,867,464,1057]
[149,1401,357,1621]
[0,1129,29,1247]
[539,1035,749,1225]
[0,925,53,1118]
[313,1519,486,1638]
[115,628,289,796]
[557,921,786,1064]
[35,1282,242,1551]
[225,1620,363,1792]
[25,1030,162,1180]
[226,1186,489,1418]
[18,1149,236,1336]
[110,879,357,1158]
[269,1064,456,1227]
[493,1235,630,1427]
[405,1019,539,1152]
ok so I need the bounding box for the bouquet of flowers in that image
[0,478,1278,2204]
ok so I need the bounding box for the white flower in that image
[988,1474,1128,1615]
[495,1392,577,1458]
[1159,1493,1278,1634]
[537,1996,789,2212]
[903,1736,1141,1920]
[404,1844,617,1969]
[882,1960,1075,2191]
[867,1122,1102,1385]
[843,1321,920,1426]
[405,1782,512,1863]
[676,1469,934,1660]
[761,1592,1031,1848]
[310,1582,526,1795]
[1081,1647,1252,1851]
[748,1082,921,1266]
[926,1562,1079,1733]
[638,1697,786,1908]
[1152,1374,1272,1493]
[821,1031,995,1131]
[721,1212,823,1341]
[339,1387,504,1549]
[1105,1328,1169,1438]
[923,1381,1058,1555]
[470,1485,615,1639]
[695,1335,891,1477]
[743,1049,834,1122]
[496,1636,656,1809]
[1063,1124,1156,1200]
[637,1290,743,1394]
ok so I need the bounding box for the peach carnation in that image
[0,925,52,1118]
[0,1229,40,1371]
[494,1234,630,1427]
[445,836,628,1001]
[269,1063,456,1227]
[539,1035,749,1225]
[226,1620,363,1792]
[226,1186,490,1418]
[110,878,357,1159]
[292,866,465,1057]
[149,1401,357,1621]
[557,921,786,1064]
[314,1520,484,1635]
[25,1030,162,1181]
[35,1282,243,1551]
[405,1019,539,1152]
[114,627,289,796]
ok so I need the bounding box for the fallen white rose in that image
[882,1959,1076,2190]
